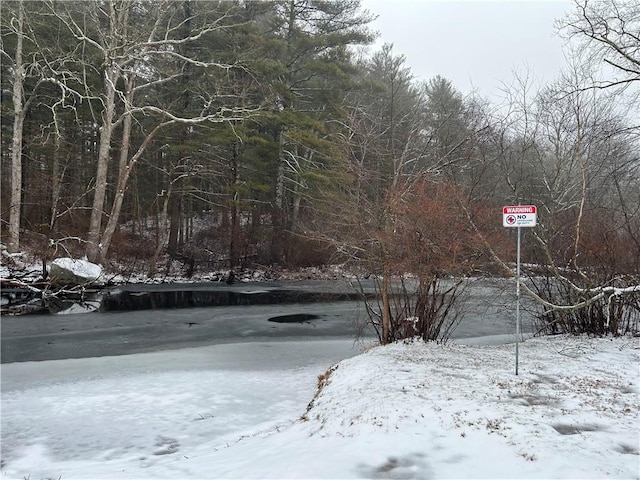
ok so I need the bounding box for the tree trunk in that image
[229,142,241,269]
[291,182,301,232]
[167,176,182,256]
[381,263,392,344]
[8,0,25,253]
[98,77,134,263]
[149,188,171,277]
[290,147,312,232]
[271,128,286,263]
[49,131,63,231]
[86,64,119,263]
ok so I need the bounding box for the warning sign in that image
[503,205,537,227]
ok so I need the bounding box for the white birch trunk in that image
[86,64,119,262]
[8,0,25,253]
[98,77,134,263]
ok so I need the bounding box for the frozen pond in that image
[1,277,535,363]
[1,340,364,473]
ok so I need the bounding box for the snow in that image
[2,335,639,480]
[49,257,103,282]
[55,300,102,314]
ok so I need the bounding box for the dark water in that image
[100,287,368,312]
[2,280,376,315]
[268,313,321,323]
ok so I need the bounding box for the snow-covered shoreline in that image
[2,335,639,479]
[1,242,356,287]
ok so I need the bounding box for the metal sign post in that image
[503,205,537,375]
[515,226,521,375]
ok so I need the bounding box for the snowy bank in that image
[2,336,639,479]
[293,335,640,479]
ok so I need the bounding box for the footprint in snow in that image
[153,435,180,455]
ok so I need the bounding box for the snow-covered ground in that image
[2,335,638,479]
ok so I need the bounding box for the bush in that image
[357,274,466,344]
[530,273,640,336]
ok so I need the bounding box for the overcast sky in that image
[360,0,575,101]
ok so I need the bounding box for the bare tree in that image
[2,0,73,252]
[4,0,26,253]
[561,0,639,91]
[311,47,492,344]
[473,58,640,336]
[347,45,425,343]
[46,0,259,263]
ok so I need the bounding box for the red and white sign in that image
[503,205,537,227]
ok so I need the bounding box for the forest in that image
[1,0,639,339]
